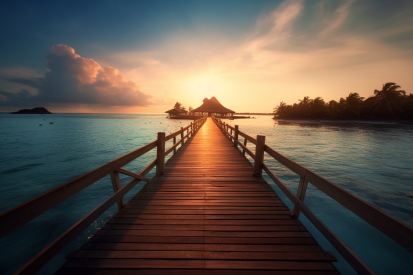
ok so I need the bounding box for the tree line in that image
[273,82,413,120]
[174,102,193,113]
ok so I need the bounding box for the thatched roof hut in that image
[165,108,187,118]
[192,97,235,117]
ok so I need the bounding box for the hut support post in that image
[234,125,239,148]
[156,132,165,175]
[253,135,265,177]
[110,171,125,211]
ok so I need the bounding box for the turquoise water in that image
[228,117,413,275]
[0,114,412,274]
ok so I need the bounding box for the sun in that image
[187,74,221,99]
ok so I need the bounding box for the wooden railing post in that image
[173,136,177,155]
[291,172,308,219]
[243,138,247,156]
[191,122,193,136]
[156,132,165,175]
[253,135,265,177]
[110,171,125,211]
[234,125,239,147]
[181,127,184,144]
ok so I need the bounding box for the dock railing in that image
[212,116,413,275]
[0,116,207,275]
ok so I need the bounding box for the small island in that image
[10,107,52,114]
[165,97,250,119]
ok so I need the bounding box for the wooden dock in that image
[3,116,413,275]
[56,118,339,274]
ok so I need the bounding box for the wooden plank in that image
[62,259,205,269]
[80,243,323,252]
[66,250,336,261]
[121,206,288,211]
[107,219,301,226]
[55,270,340,275]
[62,259,336,270]
[205,260,337,270]
[53,117,339,275]
[95,230,311,238]
[90,236,318,245]
[116,210,290,215]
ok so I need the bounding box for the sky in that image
[0,0,412,113]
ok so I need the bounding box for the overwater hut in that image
[192,97,235,118]
[165,108,187,118]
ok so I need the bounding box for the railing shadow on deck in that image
[0,116,207,275]
[212,116,413,275]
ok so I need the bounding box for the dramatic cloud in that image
[108,0,412,112]
[0,45,154,107]
[2,0,412,113]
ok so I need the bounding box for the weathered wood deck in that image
[56,118,339,274]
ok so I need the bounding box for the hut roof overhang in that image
[192,97,235,113]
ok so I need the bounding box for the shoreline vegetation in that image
[235,112,273,115]
[276,118,413,126]
[273,82,413,121]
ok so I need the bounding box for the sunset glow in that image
[1,0,413,113]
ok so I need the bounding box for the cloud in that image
[250,0,304,50]
[1,44,155,107]
[3,0,412,113]
[83,0,412,114]
[0,89,31,102]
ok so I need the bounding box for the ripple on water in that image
[1,114,413,274]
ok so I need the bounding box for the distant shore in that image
[275,118,413,126]
[235,113,273,115]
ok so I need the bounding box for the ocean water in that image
[228,117,413,275]
[0,114,412,274]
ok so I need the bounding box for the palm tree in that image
[174,102,183,109]
[371,82,406,118]
[312,97,326,119]
[298,96,313,118]
[343,93,364,119]
[401,93,413,119]
[274,102,288,118]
